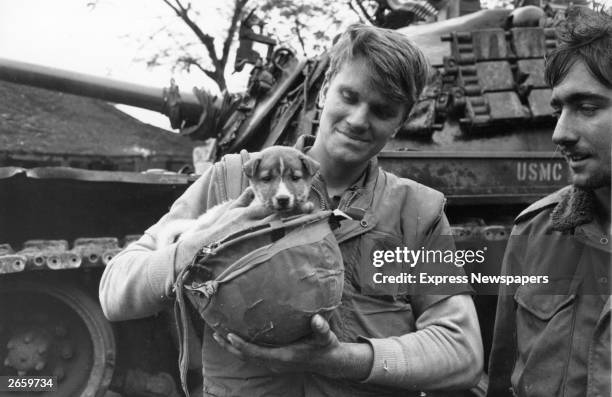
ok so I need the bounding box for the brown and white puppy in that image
[243,146,319,214]
[156,146,319,248]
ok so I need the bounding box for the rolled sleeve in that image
[360,294,483,390]
[99,236,179,321]
[361,337,410,385]
[99,164,221,322]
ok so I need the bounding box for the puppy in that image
[242,146,319,214]
[156,146,319,248]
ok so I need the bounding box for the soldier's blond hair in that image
[324,24,430,111]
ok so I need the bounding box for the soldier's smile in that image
[312,57,407,167]
[551,61,612,189]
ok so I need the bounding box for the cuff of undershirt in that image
[145,243,180,300]
[359,336,408,385]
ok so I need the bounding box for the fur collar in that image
[550,187,595,232]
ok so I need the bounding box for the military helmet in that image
[176,210,344,345]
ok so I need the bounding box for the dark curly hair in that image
[545,6,612,88]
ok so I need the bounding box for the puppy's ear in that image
[242,157,261,179]
[299,154,320,177]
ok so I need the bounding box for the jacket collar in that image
[550,187,595,232]
[294,134,380,212]
[294,134,316,151]
[352,158,379,211]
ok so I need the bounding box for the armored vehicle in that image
[0,6,567,396]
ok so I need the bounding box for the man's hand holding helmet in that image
[213,314,374,379]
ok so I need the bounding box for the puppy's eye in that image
[291,175,301,181]
[261,175,272,182]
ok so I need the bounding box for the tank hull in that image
[0,168,191,396]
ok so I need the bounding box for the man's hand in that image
[213,314,339,374]
[213,314,374,379]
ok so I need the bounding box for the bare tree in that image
[93,0,346,92]
[161,0,248,92]
[257,0,344,56]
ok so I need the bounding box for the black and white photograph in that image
[0,0,610,396]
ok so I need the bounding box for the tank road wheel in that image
[0,281,115,397]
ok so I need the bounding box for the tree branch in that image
[179,56,215,76]
[162,0,220,66]
[178,56,224,89]
[202,69,218,82]
[346,0,366,23]
[354,0,376,25]
[221,0,249,67]
[161,0,180,14]
[293,18,307,56]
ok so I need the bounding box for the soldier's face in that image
[314,57,408,167]
[551,60,612,189]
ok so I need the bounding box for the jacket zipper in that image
[342,189,360,211]
[311,185,329,210]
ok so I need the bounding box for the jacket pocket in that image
[336,230,416,340]
[512,284,577,395]
[351,229,410,297]
[514,285,576,321]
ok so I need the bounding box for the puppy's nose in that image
[276,196,290,208]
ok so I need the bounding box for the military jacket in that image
[487,186,611,397]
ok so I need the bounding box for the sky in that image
[0,0,254,131]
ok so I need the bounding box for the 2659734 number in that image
[0,376,57,391]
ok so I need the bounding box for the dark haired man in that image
[487,6,611,397]
[100,24,483,396]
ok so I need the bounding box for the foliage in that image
[345,0,384,25]
[157,0,248,92]
[256,0,345,55]
[112,0,348,92]
[93,0,611,93]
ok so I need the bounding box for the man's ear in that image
[299,154,320,177]
[242,157,261,178]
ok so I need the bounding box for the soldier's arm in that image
[99,165,220,321]
[361,211,483,390]
[362,294,482,389]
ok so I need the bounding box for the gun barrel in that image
[0,57,202,125]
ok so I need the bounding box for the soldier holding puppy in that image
[100,24,483,397]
